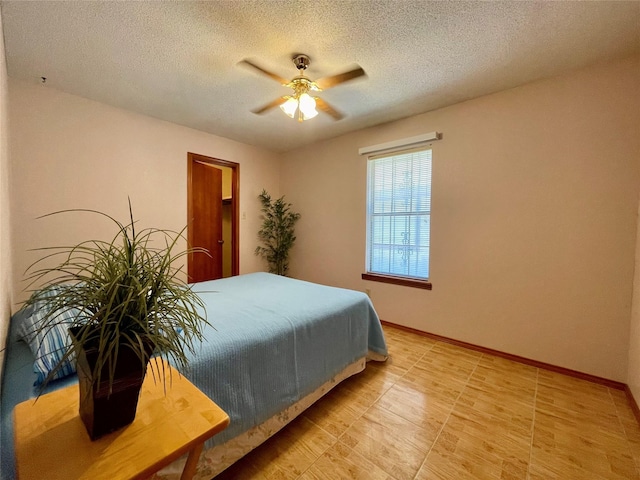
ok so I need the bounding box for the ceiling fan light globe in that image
[298,93,316,110]
[302,109,318,120]
[298,93,318,120]
[280,97,298,118]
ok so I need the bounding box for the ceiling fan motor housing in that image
[293,54,310,71]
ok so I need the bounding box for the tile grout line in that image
[608,386,629,438]
[296,337,431,480]
[607,387,640,475]
[346,336,434,480]
[336,341,432,479]
[525,367,539,480]
[366,341,432,480]
[295,383,377,479]
[296,369,399,479]
[411,347,483,480]
[293,431,337,479]
[350,334,438,478]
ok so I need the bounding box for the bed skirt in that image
[152,356,367,480]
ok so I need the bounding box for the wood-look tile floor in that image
[214,325,640,480]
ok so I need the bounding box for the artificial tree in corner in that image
[22,201,210,440]
[255,189,301,276]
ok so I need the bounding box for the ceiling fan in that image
[240,54,366,122]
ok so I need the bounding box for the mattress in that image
[182,273,388,448]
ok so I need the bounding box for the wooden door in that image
[188,160,223,282]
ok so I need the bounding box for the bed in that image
[1,273,388,480]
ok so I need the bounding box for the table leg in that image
[180,442,204,480]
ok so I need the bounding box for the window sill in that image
[362,273,432,290]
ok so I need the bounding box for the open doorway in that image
[187,152,239,282]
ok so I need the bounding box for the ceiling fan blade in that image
[315,66,366,90]
[314,97,344,121]
[239,59,290,85]
[252,96,288,115]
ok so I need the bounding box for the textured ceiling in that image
[1,1,639,152]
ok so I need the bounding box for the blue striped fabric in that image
[15,289,78,386]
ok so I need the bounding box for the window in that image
[364,147,432,288]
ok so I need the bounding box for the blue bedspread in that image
[0,273,387,478]
[185,273,388,446]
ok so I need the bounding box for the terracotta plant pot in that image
[70,328,154,440]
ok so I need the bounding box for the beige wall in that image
[0,8,12,387]
[281,56,640,382]
[9,79,280,303]
[629,197,640,403]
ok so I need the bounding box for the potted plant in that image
[255,189,301,276]
[22,203,210,440]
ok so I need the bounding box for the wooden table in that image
[14,360,230,480]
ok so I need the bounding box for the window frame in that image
[361,272,432,290]
[362,145,433,290]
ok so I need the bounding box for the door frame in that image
[187,152,240,278]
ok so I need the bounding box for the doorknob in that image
[218,240,224,244]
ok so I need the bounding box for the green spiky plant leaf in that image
[22,201,211,393]
[255,190,301,276]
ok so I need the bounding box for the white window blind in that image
[366,148,432,280]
